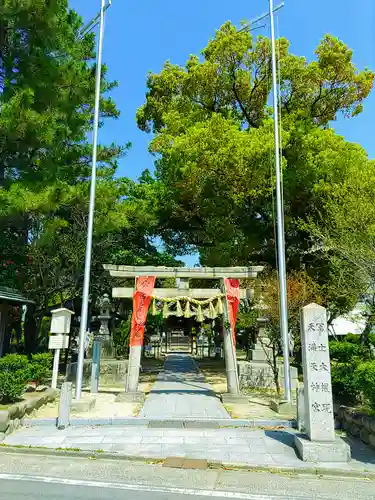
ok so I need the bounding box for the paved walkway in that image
[139,353,230,419]
[4,425,375,473]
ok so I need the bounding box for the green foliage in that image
[329,337,372,405]
[0,372,27,404]
[28,353,53,384]
[367,334,375,349]
[0,352,53,402]
[113,315,131,356]
[0,355,30,403]
[137,22,374,319]
[0,1,179,351]
[355,361,375,409]
[0,354,29,372]
[331,363,360,406]
[329,340,370,363]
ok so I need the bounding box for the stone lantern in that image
[96,293,114,358]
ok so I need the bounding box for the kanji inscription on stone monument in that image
[300,303,335,442]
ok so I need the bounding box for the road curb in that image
[0,444,374,480]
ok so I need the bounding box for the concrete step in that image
[24,416,296,429]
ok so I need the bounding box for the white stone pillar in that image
[294,303,350,462]
[51,348,60,390]
[126,345,142,393]
[300,303,335,441]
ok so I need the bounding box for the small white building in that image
[329,303,367,336]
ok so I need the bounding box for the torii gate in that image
[104,265,263,397]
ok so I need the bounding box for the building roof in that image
[0,287,35,305]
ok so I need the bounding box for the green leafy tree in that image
[0,1,179,353]
[0,0,123,288]
[137,22,374,317]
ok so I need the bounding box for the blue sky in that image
[69,0,375,182]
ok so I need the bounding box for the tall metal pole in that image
[76,0,107,400]
[269,0,291,403]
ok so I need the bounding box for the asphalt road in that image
[0,452,373,500]
[0,477,291,500]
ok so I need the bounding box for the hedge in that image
[0,353,52,404]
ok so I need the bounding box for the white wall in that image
[329,304,367,336]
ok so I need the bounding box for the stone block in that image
[36,385,48,393]
[25,398,38,415]
[67,359,128,387]
[0,432,5,442]
[5,420,14,436]
[0,411,9,433]
[294,434,351,462]
[7,404,18,419]
[35,396,46,410]
[349,423,361,438]
[70,396,96,413]
[45,388,58,402]
[221,394,249,405]
[115,392,145,403]
[368,432,375,448]
[20,401,29,417]
[362,414,373,432]
[238,361,299,392]
[360,428,370,445]
[248,348,273,362]
[270,400,296,415]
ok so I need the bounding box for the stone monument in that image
[294,303,351,462]
[66,294,128,389]
[238,317,298,394]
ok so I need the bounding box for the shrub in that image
[28,353,52,385]
[31,353,52,370]
[366,333,375,349]
[346,333,361,344]
[329,339,373,405]
[329,340,370,363]
[0,372,27,403]
[331,362,360,405]
[355,361,375,409]
[0,355,30,404]
[0,354,29,372]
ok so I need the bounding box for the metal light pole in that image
[76,0,111,400]
[268,0,291,403]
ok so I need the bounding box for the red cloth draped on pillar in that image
[224,278,240,346]
[130,276,156,347]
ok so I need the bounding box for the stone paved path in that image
[4,425,375,473]
[139,353,230,419]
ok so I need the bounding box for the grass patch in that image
[0,443,47,450]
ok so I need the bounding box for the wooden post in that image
[51,348,60,389]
